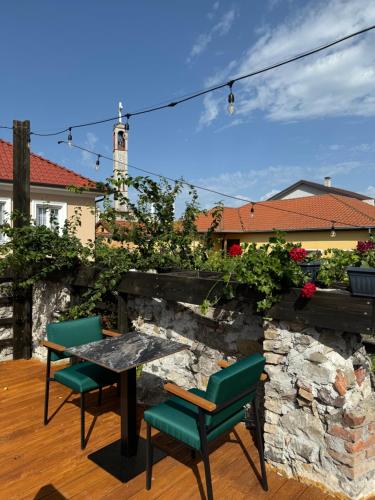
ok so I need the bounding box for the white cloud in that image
[189,160,369,208]
[329,144,343,151]
[81,132,98,167]
[187,9,236,62]
[198,94,221,129]
[351,142,375,153]
[261,189,279,200]
[200,0,375,126]
[366,186,375,198]
[207,1,220,20]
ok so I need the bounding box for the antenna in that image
[118,101,123,123]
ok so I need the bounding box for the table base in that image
[88,437,166,482]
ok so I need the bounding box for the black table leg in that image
[88,367,166,482]
[120,367,137,457]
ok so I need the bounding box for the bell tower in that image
[113,101,128,215]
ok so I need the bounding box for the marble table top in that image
[66,331,187,373]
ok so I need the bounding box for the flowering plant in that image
[300,282,317,299]
[355,238,375,268]
[357,240,375,253]
[228,244,243,257]
[289,246,308,262]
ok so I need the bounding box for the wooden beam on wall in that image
[268,289,373,335]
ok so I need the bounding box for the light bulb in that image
[95,155,100,171]
[227,92,235,115]
[330,222,336,238]
[125,114,130,131]
[250,204,255,218]
[67,128,73,148]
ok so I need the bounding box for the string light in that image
[250,203,255,218]
[95,154,101,171]
[57,140,375,230]
[330,221,336,238]
[67,128,73,148]
[227,81,235,115]
[124,114,130,131]
[27,25,375,138]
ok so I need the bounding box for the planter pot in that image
[347,266,375,297]
[299,261,321,283]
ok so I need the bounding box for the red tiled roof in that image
[0,139,96,189]
[195,194,375,233]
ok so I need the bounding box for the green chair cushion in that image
[47,316,103,361]
[53,361,118,393]
[143,388,244,450]
[205,353,265,428]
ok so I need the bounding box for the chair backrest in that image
[204,353,265,428]
[47,316,103,361]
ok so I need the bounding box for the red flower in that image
[289,247,308,262]
[228,244,243,257]
[300,282,317,299]
[357,240,375,253]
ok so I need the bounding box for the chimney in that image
[324,176,332,187]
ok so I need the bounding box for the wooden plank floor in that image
[0,360,339,500]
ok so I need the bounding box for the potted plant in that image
[289,247,321,283]
[347,239,375,297]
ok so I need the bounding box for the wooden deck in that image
[0,360,338,500]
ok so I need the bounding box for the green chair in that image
[144,353,268,500]
[42,315,121,449]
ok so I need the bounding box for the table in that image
[67,330,186,481]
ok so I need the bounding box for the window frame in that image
[0,197,12,244]
[32,200,67,231]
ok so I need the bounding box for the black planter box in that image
[347,266,375,298]
[299,261,321,283]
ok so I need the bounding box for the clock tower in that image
[113,101,128,215]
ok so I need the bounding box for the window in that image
[0,198,11,244]
[32,201,67,230]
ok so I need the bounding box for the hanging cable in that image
[57,140,375,229]
[29,24,375,137]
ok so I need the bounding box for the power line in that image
[30,24,375,137]
[58,140,375,229]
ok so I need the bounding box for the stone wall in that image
[263,320,375,499]
[0,283,13,361]
[32,280,71,360]
[127,296,264,404]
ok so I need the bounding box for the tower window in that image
[118,131,125,149]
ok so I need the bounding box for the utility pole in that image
[13,120,30,226]
[12,120,32,359]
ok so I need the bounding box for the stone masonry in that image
[126,296,264,404]
[263,320,375,499]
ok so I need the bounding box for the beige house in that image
[0,139,98,244]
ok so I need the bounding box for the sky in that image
[1,0,375,213]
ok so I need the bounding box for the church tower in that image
[113,102,128,215]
